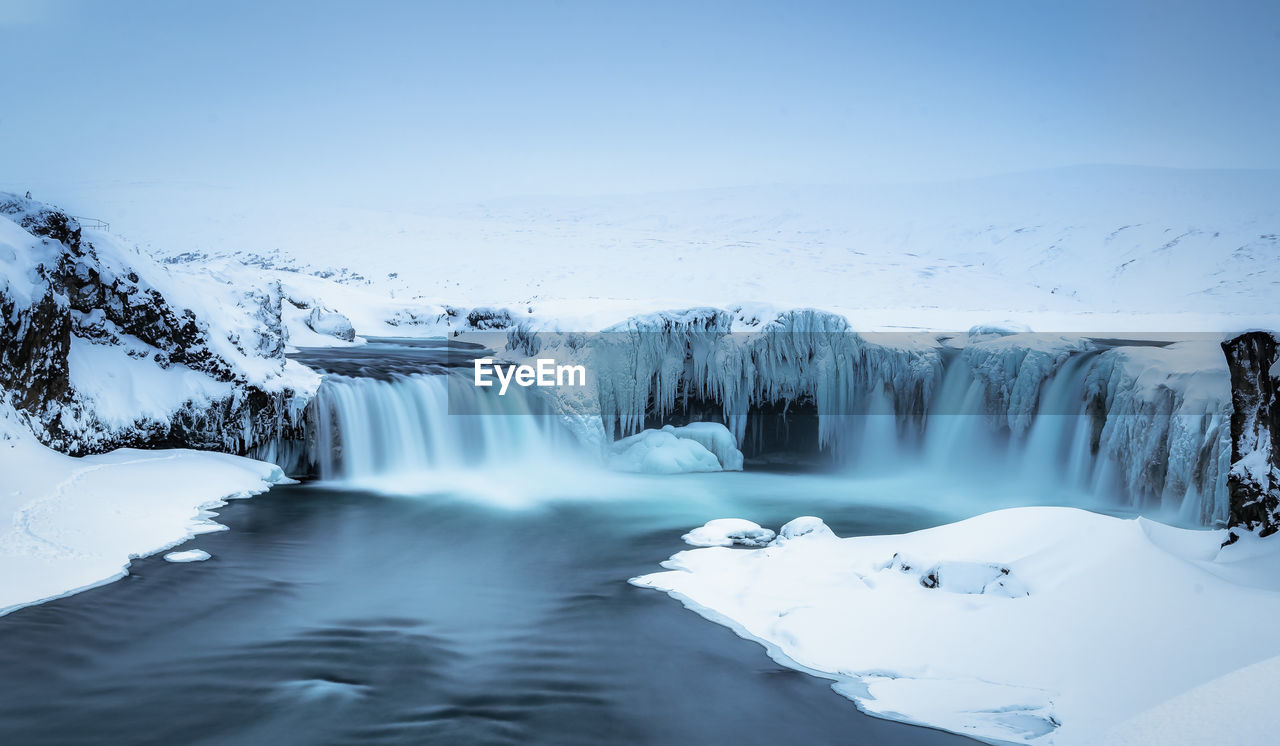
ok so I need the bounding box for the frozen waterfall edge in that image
[256,309,1280,529]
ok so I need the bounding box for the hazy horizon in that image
[3,0,1279,211]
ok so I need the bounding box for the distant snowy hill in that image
[15,165,1279,332]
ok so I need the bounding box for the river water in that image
[3,337,1134,745]
[0,473,974,745]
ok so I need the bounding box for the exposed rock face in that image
[1223,331,1280,536]
[0,201,74,424]
[0,193,313,456]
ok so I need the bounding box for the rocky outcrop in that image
[0,193,314,456]
[1223,331,1280,537]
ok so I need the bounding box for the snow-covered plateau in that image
[32,166,1280,334]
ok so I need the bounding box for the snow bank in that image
[608,423,744,474]
[0,216,46,311]
[1102,653,1280,745]
[0,405,286,616]
[632,507,1280,744]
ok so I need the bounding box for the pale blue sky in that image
[2,0,1278,204]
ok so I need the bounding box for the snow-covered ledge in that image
[632,507,1280,745]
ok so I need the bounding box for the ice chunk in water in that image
[164,549,211,563]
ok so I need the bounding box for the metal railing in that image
[72,216,110,231]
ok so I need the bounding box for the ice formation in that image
[608,428,726,475]
[505,311,1235,524]
[164,549,212,563]
[304,306,356,342]
[608,423,744,475]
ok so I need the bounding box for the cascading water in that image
[920,356,1002,470]
[309,373,574,483]
[273,325,1232,526]
[911,345,1228,524]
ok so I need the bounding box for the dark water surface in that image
[0,480,972,745]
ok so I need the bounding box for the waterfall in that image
[916,345,1230,524]
[274,323,1232,525]
[922,356,1006,471]
[308,373,574,484]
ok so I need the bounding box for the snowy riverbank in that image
[633,507,1280,744]
[0,405,288,616]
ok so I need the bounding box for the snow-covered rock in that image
[0,192,318,455]
[967,322,1034,340]
[304,305,356,342]
[682,519,775,547]
[777,515,836,542]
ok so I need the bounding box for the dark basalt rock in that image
[1222,331,1280,537]
[0,291,72,416]
[463,307,514,332]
